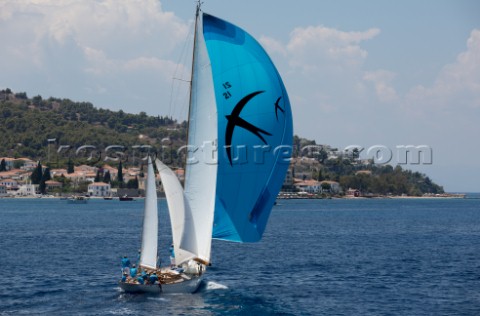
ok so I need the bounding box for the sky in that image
[1,0,479,192]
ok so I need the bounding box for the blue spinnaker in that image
[203,13,293,242]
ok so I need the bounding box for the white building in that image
[0,178,18,189]
[88,182,112,197]
[294,179,321,193]
[16,183,38,196]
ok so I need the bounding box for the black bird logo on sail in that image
[225,91,272,166]
[274,97,285,121]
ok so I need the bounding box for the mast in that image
[184,1,202,187]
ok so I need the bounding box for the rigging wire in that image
[167,18,195,122]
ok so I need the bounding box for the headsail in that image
[139,156,158,270]
[182,9,217,264]
[201,13,293,242]
[155,158,209,265]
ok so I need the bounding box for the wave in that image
[146,296,168,302]
[103,307,135,315]
[204,281,228,291]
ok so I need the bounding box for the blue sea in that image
[1,196,479,315]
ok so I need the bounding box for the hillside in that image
[1,88,444,196]
[0,89,186,167]
[290,136,444,196]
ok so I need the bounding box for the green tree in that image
[67,159,75,174]
[94,169,102,182]
[39,167,51,194]
[13,160,24,169]
[352,148,360,159]
[117,161,124,188]
[15,92,28,99]
[53,174,71,193]
[0,158,6,171]
[73,180,90,194]
[103,170,111,184]
[317,148,328,163]
[32,95,42,106]
[31,161,43,184]
[127,176,139,189]
[317,168,324,181]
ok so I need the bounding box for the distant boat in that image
[119,195,134,201]
[67,196,88,204]
[103,196,113,200]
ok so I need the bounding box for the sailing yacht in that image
[119,156,204,294]
[119,1,292,294]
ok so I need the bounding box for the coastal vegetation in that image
[0,88,444,196]
[0,88,185,166]
[290,136,444,196]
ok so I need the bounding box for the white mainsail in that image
[138,156,158,270]
[155,158,197,265]
[182,10,217,264]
